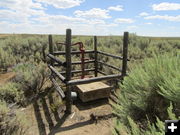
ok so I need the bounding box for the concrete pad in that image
[76,82,112,102]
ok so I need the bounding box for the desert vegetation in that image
[0,34,179,134]
[113,54,180,134]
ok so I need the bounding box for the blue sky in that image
[0,0,180,36]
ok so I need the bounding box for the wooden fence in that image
[47,29,129,114]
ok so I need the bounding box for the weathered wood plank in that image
[48,65,66,82]
[50,76,65,98]
[47,54,65,66]
[65,29,72,114]
[60,68,95,74]
[98,61,122,72]
[48,35,54,65]
[67,74,122,86]
[94,36,98,77]
[122,32,129,77]
[98,70,122,81]
[53,50,94,55]
[98,51,123,60]
[71,60,95,65]
[97,70,107,75]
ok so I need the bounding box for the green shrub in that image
[113,103,179,135]
[0,47,16,71]
[13,62,49,101]
[113,54,179,133]
[0,101,29,135]
[0,35,49,64]
[0,82,24,104]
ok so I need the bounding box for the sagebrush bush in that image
[113,53,179,134]
[113,103,179,135]
[12,62,49,103]
[0,35,49,65]
[0,47,16,71]
[0,101,29,135]
[0,82,24,104]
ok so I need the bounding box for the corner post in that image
[65,29,72,114]
[49,35,54,65]
[122,32,129,78]
[94,36,98,77]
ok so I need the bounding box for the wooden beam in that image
[67,74,122,86]
[98,70,122,82]
[60,68,95,74]
[50,76,65,98]
[98,51,123,60]
[48,65,66,82]
[53,50,94,55]
[65,29,72,114]
[98,61,122,72]
[71,60,95,65]
[122,32,129,77]
[53,60,94,66]
[98,70,107,75]
[94,36,98,77]
[47,54,65,66]
[48,35,54,65]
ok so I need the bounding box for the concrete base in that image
[76,82,112,102]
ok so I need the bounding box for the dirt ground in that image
[23,96,114,135]
[0,72,114,135]
[0,72,16,85]
[51,100,113,135]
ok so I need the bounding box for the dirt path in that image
[24,96,113,135]
[52,102,113,135]
[0,72,16,85]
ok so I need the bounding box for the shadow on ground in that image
[33,90,64,135]
[33,90,111,135]
[74,98,109,111]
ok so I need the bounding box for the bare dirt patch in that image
[0,72,16,85]
[24,94,113,135]
[52,100,113,135]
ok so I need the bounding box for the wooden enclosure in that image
[47,29,129,114]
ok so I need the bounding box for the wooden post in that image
[65,29,72,114]
[48,35,54,65]
[94,36,98,77]
[122,32,129,78]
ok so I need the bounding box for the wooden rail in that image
[49,65,66,82]
[67,74,122,86]
[97,70,107,75]
[71,60,95,65]
[98,51,123,60]
[50,76,65,98]
[60,68,95,74]
[54,60,95,66]
[98,51,130,61]
[47,54,65,66]
[98,70,122,81]
[54,50,94,55]
[98,61,121,72]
